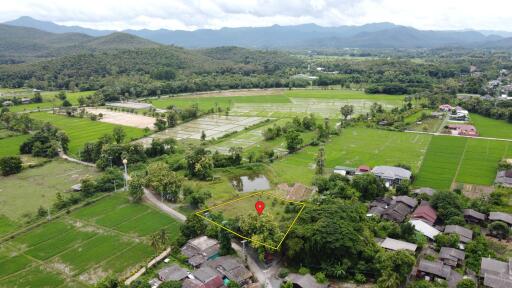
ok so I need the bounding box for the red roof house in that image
[411,201,437,225]
[356,165,370,174]
[446,124,478,137]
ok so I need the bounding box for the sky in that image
[1,0,512,31]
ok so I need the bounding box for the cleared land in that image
[29,112,147,156]
[137,115,266,146]
[85,108,157,129]
[470,113,512,139]
[0,160,99,223]
[0,194,180,287]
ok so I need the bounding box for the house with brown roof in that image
[381,196,418,223]
[412,201,437,225]
[204,255,252,286]
[191,266,224,288]
[157,264,189,282]
[439,247,465,267]
[444,225,473,244]
[181,236,220,267]
[489,212,512,226]
[356,165,370,175]
[417,259,462,288]
[445,124,477,136]
[463,209,486,224]
[480,257,512,288]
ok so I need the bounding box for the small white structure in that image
[409,219,440,240]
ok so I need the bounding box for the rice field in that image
[0,134,29,157]
[0,194,180,287]
[29,112,147,156]
[470,113,512,139]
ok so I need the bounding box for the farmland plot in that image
[85,108,157,129]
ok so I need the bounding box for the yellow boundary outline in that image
[195,191,305,250]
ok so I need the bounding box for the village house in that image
[410,219,441,240]
[20,97,32,104]
[204,255,253,286]
[379,237,418,253]
[463,209,486,224]
[381,196,417,223]
[439,247,465,267]
[445,124,478,136]
[157,264,189,282]
[411,201,437,226]
[495,170,512,187]
[439,104,453,112]
[190,266,224,288]
[448,107,470,122]
[416,259,463,288]
[444,225,473,244]
[367,197,392,217]
[480,257,512,288]
[371,166,412,187]
[181,236,220,267]
[333,166,356,176]
[489,212,512,227]
[2,100,13,107]
[356,165,371,175]
[413,187,437,197]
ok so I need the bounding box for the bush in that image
[298,267,310,275]
[278,268,289,278]
[354,273,366,284]
[0,156,22,176]
[314,272,327,283]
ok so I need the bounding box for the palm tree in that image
[377,270,400,288]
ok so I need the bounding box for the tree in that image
[144,162,183,202]
[188,190,212,208]
[285,130,303,153]
[181,214,206,239]
[219,227,233,256]
[112,127,126,144]
[281,281,293,288]
[32,91,43,103]
[61,99,72,107]
[95,276,121,288]
[128,175,144,202]
[166,111,178,128]
[376,250,415,283]
[352,173,387,201]
[80,177,97,197]
[186,148,213,180]
[431,191,464,223]
[434,233,460,249]
[159,281,181,288]
[0,156,22,176]
[489,221,510,240]
[154,118,167,131]
[340,104,354,120]
[150,229,168,252]
[376,270,400,288]
[465,236,492,273]
[315,147,325,175]
[201,130,206,141]
[56,91,67,101]
[395,181,410,195]
[456,279,476,288]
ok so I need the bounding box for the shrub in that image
[298,267,310,275]
[0,156,22,176]
[314,272,327,283]
[278,268,289,278]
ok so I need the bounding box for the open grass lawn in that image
[7,91,95,113]
[270,127,431,185]
[0,160,99,222]
[415,136,511,189]
[0,134,29,157]
[29,112,147,156]
[0,193,180,286]
[471,113,512,139]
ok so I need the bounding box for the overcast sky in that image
[2,0,512,31]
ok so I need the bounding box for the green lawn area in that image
[7,91,95,113]
[0,193,180,287]
[29,112,147,156]
[0,159,99,222]
[0,134,29,157]
[270,127,431,185]
[471,113,512,139]
[149,94,291,111]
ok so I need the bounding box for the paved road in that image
[142,188,187,222]
[59,151,96,167]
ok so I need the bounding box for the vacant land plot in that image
[138,115,266,146]
[29,112,147,156]
[85,108,157,129]
[0,134,29,157]
[415,136,468,190]
[470,113,512,139]
[0,159,98,222]
[0,194,180,287]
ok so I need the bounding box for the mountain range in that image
[3,16,512,50]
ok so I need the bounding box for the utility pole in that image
[122,159,128,190]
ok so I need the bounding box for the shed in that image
[489,212,512,226]
[439,247,465,267]
[463,209,486,223]
[380,237,417,252]
[157,264,189,282]
[444,225,473,243]
[192,266,223,288]
[333,166,356,176]
[410,219,440,240]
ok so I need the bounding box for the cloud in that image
[1,0,512,31]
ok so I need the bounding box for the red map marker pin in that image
[255,200,265,216]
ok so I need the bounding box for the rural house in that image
[439,247,465,267]
[158,264,189,282]
[444,225,473,244]
[439,104,453,112]
[495,170,512,187]
[416,259,463,288]
[411,201,437,225]
[181,236,220,267]
[379,237,418,252]
[463,209,486,224]
[205,255,253,286]
[445,124,478,136]
[191,266,224,288]
[489,212,512,226]
[480,257,512,288]
[371,166,412,187]
[333,166,356,176]
[410,219,441,240]
[356,165,371,175]
[380,196,417,223]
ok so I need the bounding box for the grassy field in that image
[7,91,95,113]
[0,194,180,287]
[268,127,431,185]
[149,94,291,110]
[471,113,512,139]
[0,134,29,157]
[29,112,147,156]
[0,159,99,223]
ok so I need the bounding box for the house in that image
[445,124,478,136]
[380,196,417,223]
[410,219,441,240]
[489,212,512,226]
[463,209,486,224]
[480,258,512,288]
[157,264,189,282]
[205,255,252,286]
[413,187,437,197]
[439,104,453,112]
[356,165,370,175]
[367,197,392,217]
[379,237,417,252]
[192,266,224,288]
[417,259,463,288]
[2,100,13,107]
[444,225,473,244]
[286,273,328,288]
[181,278,204,288]
[371,166,412,187]
[411,201,437,225]
[20,97,31,104]
[495,170,512,187]
[439,247,465,267]
[181,236,220,267]
[277,183,313,201]
[333,166,356,176]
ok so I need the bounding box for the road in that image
[58,151,96,167]
[142,187,187,222]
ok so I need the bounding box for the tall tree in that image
[112,127,126,144]
[315,147,325,175]
[340,104,354,120]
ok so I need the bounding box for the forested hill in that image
[0,24,160,62]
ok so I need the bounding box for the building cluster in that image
[334,165,411,188]
[439,104,470,122]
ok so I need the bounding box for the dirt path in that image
[142,188,187,222]
[59,151,96,167]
